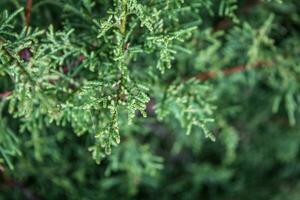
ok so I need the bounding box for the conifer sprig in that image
[0,0,299,185]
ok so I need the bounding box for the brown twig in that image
[195,61,270,81]
[0,91,12,98]
[25,0,33,32]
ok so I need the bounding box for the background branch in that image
[25,0,32,31]
[195,61,270,81]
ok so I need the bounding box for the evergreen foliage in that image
[0,0,300,199]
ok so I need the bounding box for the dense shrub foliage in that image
[0,0,300,199]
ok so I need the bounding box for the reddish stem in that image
[0,91,12,98]
[25,0,33,31]
[195,61,269,81]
